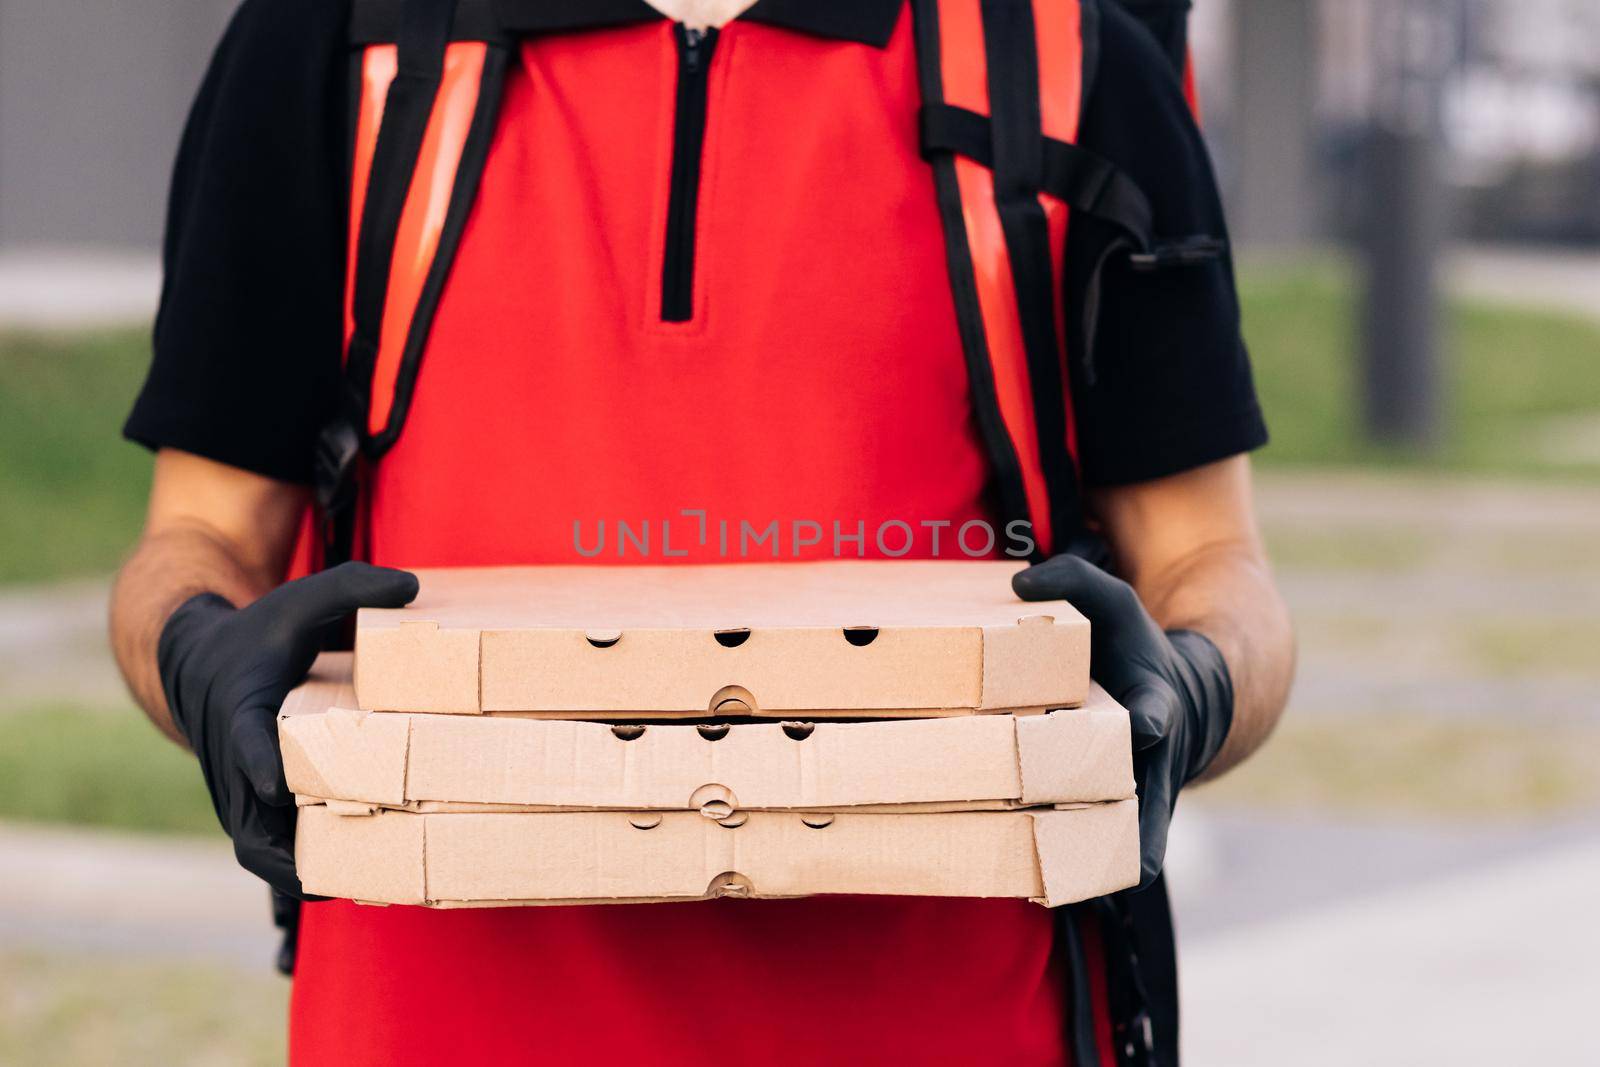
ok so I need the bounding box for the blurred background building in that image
[1191,0,1600,249]
[4,0,1597,256]
[0,1,235,250]
[0,3,1596,1065]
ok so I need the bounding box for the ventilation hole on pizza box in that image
[714,628,750,648]
[585,630,622,649]
[781,721,815,741]
[697,723,731,742]
[610,724,647,741]
[717,811,749,828]
[708,871,753,898]
[843,627,878,647]
[709,685,756,715]
[699,800,735,821]
[801,814,835,829]
[628,815,662,830]
[689,783,736,812]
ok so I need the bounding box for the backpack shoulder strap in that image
[288,0,511,970]
[913,5,1178,1062]
[913,0,1223,563]
[316,0,510,565]
[911,0,1102,560]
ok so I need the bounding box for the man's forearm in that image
[111,450,309,741]
[110,521,280,742]
[1130,539,1295,778]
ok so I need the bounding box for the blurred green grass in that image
[3,265,1598,584]
[0,704,215,835]
[0,329,152,584]
[1194,712,1600,817]
[1242,264,1600,474]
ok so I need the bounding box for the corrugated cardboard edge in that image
[980,610,1090,710]
[359,621,1087,715]
[297,803,426,905]
[278,656,356,714]
[355,621,481,713]
[296,804,1140,908]
[298,796,1036,814]
[1016,685,1135,804]
[279,706,411,807]
[282,685,1134,812]
[461,704,1049,721]
[1028,799,1141,907]
[351,568,1090,714]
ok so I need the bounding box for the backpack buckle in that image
[1116,1008,1156,1065]
[313,417,361,516]
[1128,235,1226,271]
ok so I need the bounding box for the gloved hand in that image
[158,561,420,896]
[1014,554,1232,889]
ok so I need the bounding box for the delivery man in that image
[110,0,1294,1063]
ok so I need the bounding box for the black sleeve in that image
[123,0,351,485]
[1063,1,1268,487]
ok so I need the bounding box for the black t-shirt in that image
[125,0,1265,489]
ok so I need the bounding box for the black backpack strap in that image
[922,104,1146,253]
[317,0,460,566]
[914,0,1222,559]
[287,0,505,978]
[909,0,1036,543]
[317,0,509,567]
[980,0,1088,553]
[919,103,1222,272]
[1056,903,1116,1067]
[1100,876,1180,1066]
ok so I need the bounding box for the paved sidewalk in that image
[1448,244,1600,323]
[1179,833,1600,1066]
[0,248,159,330]
[0,580,125,709]
[0,822,276,968]
[1255,470,1600,725]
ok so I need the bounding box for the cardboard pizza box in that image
[353,561,1089,716]
[294,801,1141,909]
[280,654,1134,813]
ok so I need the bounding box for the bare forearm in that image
[109,450,308,742]
[1131,540,1294,777]
[1090,457,1295,779]
[110,522,278,741]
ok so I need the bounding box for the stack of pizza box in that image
[280,561,1139,909]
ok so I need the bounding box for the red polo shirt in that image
[127,0,1266,1063]
[295,10,1072,1065]
[364,14,1000,570]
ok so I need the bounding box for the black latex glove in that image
[158,561,420,896]
[1014,554,1233,889]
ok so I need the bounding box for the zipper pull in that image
[679,25,711,74]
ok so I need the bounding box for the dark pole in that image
[1362,0,1455,449]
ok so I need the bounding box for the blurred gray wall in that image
[0,0,237,250]
[1229,0,1319,248]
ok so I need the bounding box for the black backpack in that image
[1116,0,1197,81]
